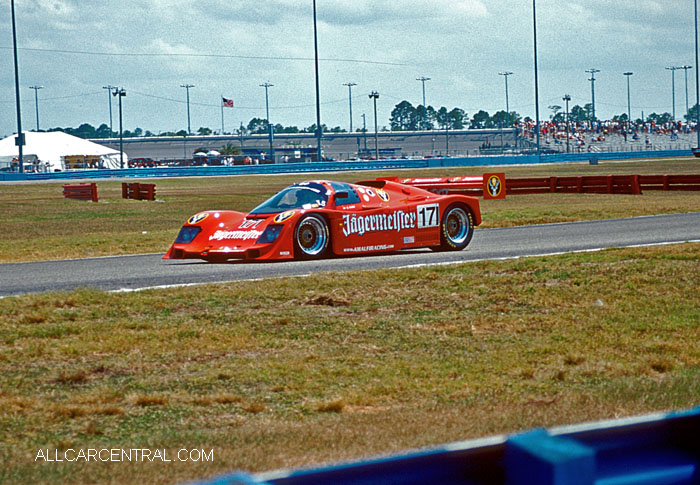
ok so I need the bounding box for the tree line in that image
[42,101,699,140]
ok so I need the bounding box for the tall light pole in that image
[369,91,379,160]
[260,82,274,161]
[11,0,25,173]
[498,71,513,125]
[624,72,633,135]
[112,88,126,168]
[417,76,430,107]
[563,94,571,153]
[102,85,115,137]
[312,0,322,161]
[586,68,600,122]
[417,76,430,130]
[343,82,357,132]
[532,0,541,155]
[180,83,194,135]
[361,113,367,152]
[29,85,43,131]
[679,65,693,118]
[666,66,680,121]
[695,0,700,148]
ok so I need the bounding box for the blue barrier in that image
[1,150,692,182]
[196,406,700,485]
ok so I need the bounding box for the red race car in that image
[163,178,481,262]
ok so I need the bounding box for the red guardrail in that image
[387,174,700,197]
[638,174,700,191]
[507,175,642,195]
[62,183,98,202]
[121,182,156,201]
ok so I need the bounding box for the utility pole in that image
[102,85,115,136]
[260,82,274,162]
[498,71,513,125]
[416,76,430,129]
[369,92,380,160]
[666,66,680,121]
[112,88,126,168]
[532,0,541,156]
[695,0,700,148]
[180,84,194,135]
[563,94,571,153]
[361,113,367,152]
[679,65,693,117]
[343,82,357,132]
[624,72,633,135]
[11,0,25,173]
[586,68,600,122]
[312,0,323,161]
[29,85,43,131]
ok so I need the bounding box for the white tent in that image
[0,131,127,172]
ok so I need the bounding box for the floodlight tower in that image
[665,66,680,121]
[343,82,357,132]
[585,68,600,122]
[369,91,380,160]
[180,84,195,135]
[624,72,633,134]
[498,71,513,125]
[28,85,43,131]
[260,82,274,161]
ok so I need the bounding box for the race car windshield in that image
[249,183,328,215]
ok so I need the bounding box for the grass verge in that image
[1,157,699,262]
[0,243,698,484]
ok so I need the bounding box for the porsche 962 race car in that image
[163,178,481,262]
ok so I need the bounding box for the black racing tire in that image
[293,214,330,259]
[435,203,474,251]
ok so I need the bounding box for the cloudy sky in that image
[0,0,696,138]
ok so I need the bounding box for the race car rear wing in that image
[375,174,506,199]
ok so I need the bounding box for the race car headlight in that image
[256,224,284,244]
[175,226,201,244]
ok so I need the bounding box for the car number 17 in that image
[417,203,440,228]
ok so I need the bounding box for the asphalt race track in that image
[1,212,699,297]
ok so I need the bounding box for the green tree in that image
[569,105,588,122]
[220,143,241,155]
[247,118,268,134]
[684,104,699,123]
[95,123,112,138]
[416,105,436,130]
[491,110,513,126]
[448,108,467,129]
[197,127,213,136]
[470,110,490,129]
[390,101,417,131]
[647,112,673,124]
[548,105,562,120]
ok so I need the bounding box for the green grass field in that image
[0,157,699,484]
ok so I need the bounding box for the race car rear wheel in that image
[294,214,330,259]
[437,203,474,251]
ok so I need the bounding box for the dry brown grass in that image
[0,157,699,483]
[1,157,699,262]
[0,243,698,483]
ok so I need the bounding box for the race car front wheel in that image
[437,203,474,251]
[294,214,330,259]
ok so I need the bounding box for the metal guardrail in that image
[0,149,692,182]
[196,406,700,485]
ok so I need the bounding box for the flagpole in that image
[221,95,224,134]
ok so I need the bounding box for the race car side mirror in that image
[335,191,349,199]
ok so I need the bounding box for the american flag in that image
[222,97,234,108]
